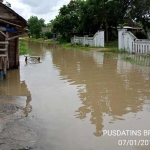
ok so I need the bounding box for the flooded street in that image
[1,41,150,150]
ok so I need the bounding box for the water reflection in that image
[0,69,30,96]
[27,41,58,57]
[52,50,150,136]
[122,54,150,67]
[0,68,32,117]
[24,96,32,117]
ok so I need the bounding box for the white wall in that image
[118,29,150,54]
[71,30,104,47]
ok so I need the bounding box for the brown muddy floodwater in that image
[1,41,150,150]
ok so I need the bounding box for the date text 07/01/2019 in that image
[118,140,150,146]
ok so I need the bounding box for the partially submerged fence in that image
[118,29,150,54]
[71,30,104,47]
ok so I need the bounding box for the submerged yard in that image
[0,42,150,150]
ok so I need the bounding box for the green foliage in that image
[44,31,52,39]
[118,23,127,28]
[111,48,120,53]
[28,16,46,39]
[61,43,90,51]
[58,38,69,44]
[52,0,84,41]
[135,31,147,39]
[0,0,11,7]
[24,37,59,44]
[132,30,147,39]
[5,2,11,7]
[51,0,150,42]
[105,41,118,48]
[105,41,126,53]
[52,0,124,41]
[19,41,31,55]
[130,0,150,21]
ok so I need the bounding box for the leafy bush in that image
[44,31,53,39]
[105,41,118,48]
[19,41,31,55]
[85,44,89,47]
[132,30,147,39]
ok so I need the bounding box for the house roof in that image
[123,19,142,30]
[0,2,28,28]
[123,26,142,30]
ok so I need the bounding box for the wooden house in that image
[0,2,28,76]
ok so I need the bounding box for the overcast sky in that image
[4,0,70,23]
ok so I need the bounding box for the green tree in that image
[0,0,11,7]
[52,0,150,42]
[52,0,125,42]
[129,0,150,31]
[28,16,46,38]
[52,0,82,41]
[5,1,11,7]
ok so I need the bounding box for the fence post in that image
[118,29,126,50]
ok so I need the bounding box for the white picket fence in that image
[118,29,150,54]
[71,30,104,47]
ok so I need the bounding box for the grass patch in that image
[104,41,121,53]
[104,41,129,54]
[105,41,118,48]
[22,37,59,44]
[19,41,31,55]
[111,47,119,53]
[21,38,128,53]
[94,47,120,53]
[21,37,89,51]
[61,43,90,51]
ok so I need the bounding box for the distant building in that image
[41,27,51,33]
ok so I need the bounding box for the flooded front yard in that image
[1,42,150,150]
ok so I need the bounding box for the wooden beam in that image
[0,18,22,27]
[0,14,17,20]
[3,57,7,76]
[5,32,9,69]
[0,48,7,51]
[8,32,28,41]
[0,41,9,44]
[0,54,7,57]
[0,31,7,38]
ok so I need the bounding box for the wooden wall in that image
[0,33,5,70]
[8,34,19,69]
[0,32,5,47]
[0,32,19,69]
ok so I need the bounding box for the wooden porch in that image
[0,2,28,77]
